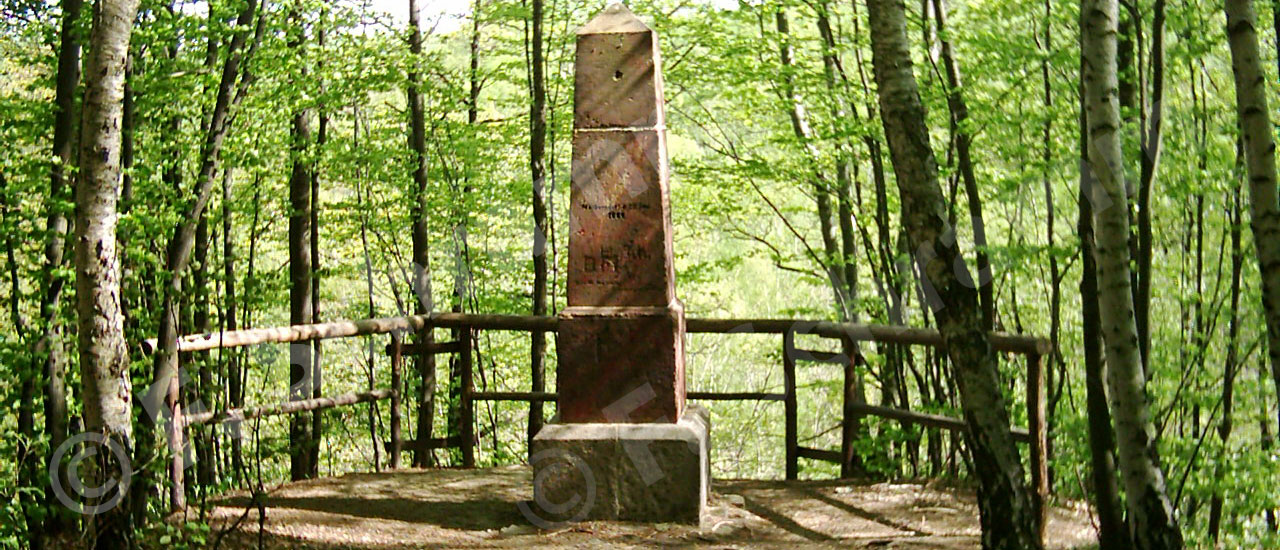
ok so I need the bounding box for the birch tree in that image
[865,0,1040,547]
[1223,0,1280,469]
[74,0,142,543]
[1081,0,1183,546]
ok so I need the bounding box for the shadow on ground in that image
[197,466,1096,549]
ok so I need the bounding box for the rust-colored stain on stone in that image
[556,306,685,424]
[567,130,673,307]
[558,3,685,425]
[573,31,664,130]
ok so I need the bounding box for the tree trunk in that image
[38,0,84,539]
[848,0,912,467]
[1081,0,1183,547]
[814,3,858,320]
[357,136,383,470]
[243,175,262,352]
[775,8,848,314]
[865,0,1040,547]
[1039,0,1064,492]
[528,0,548,454]
[1078,22,1127,547]
[193,212,215,490]
[1132,0,1165,379]
[814,1,866,473]
[135,0,263,510]
[1225,0,1280,472]
[288,5,315,480]
[119,54,136,337]
[222,167,244,482]
[310,19,327,476]
[3,170,40,549]
[408,0,437,468]
[447,0,482,466]
[932,0,993,331]
[1208,160,1244,544]
[75,0,141,543]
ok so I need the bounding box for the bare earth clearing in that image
[196,466,1097,549]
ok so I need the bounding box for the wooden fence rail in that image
[151,311,1050,540]
[143,313,1048,355]
[183,389,392,427]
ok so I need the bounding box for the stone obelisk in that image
[530,3,709,524]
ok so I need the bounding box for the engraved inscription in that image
[579,241,654,282]
[567,121,672,306]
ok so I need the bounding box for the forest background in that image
[1,0,1278,547]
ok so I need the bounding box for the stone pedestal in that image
[556,303,685,424]
[531,405,709,524]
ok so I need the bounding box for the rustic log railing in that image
[144,312,1050,539]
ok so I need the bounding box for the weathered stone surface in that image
[574,4,664,130]
[534,4,706,524]
[567,129,674,307]
[530,406,709,524]
[556,304,685,423]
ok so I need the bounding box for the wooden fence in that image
[146,312,1050,540]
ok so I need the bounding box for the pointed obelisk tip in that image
[578,2,651,34]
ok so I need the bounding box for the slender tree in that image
[1038,0,1066,491]
[75,0,142,543]
[1208,161,1245,542]
[407,0,438,468]
[447,0,483,466]
[1081,0,1183,546]
[865,0,1040,547]
[528,0,549,452]
[1224,0,1280,469]
[35,0,85,539]
[221,167,245,481]
[287,2,316,480]
[136,0,264,508]
[931,0,993,331]
[1078,26,1127,546]
[310,14,328,475]
[775,8,848,315]
[4,169,39,548]
[193,211,215,490]
[813,1,859,321]
[813,1,866,473]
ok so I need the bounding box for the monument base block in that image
[556,303,686,423]
[530,405,710,524]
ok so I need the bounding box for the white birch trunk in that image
[75,0,141,544]
[1224,0,1280,455]
[1081,0,1183,547]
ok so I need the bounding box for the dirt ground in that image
[197,466,1097,549]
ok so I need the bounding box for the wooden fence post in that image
[167,374,185,511]
[1027,352,1049,543]
[840,337,858,479]
[389,332,403,469]
[461,326,475,468]
[783,331,798,481]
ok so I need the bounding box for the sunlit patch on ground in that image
[198,466,1096,549]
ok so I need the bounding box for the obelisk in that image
[529,3,709,525]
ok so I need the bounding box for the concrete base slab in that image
[528,405,709,525]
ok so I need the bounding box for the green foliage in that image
[141,520,212,550]
[1,0,1279,545]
